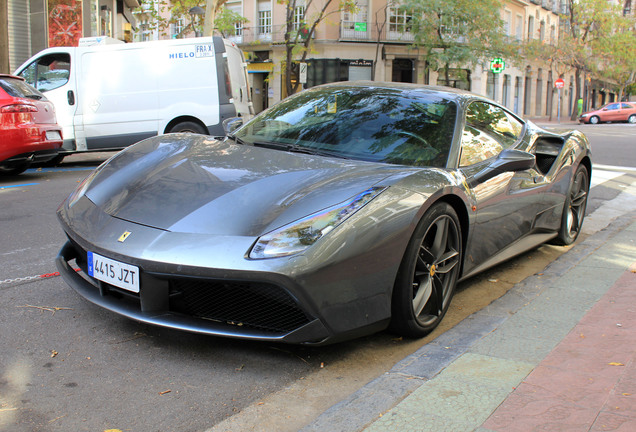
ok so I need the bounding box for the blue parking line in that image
[26,167,95,173]
[0,183,39,190]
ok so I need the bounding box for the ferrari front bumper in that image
[56,240,334,344]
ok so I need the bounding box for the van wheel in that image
[169,121,207,135]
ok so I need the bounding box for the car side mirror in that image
[222,117,244,135]
[469,149,536,187]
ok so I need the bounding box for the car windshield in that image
[234,86,457,168]
[0,77,46,100]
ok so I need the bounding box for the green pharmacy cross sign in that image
[490,58,505,74]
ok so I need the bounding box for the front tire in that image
[390,202,462,338]
[589,116,600,124]
[553,164,589,245]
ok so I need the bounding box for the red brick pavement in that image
[483,268,636,432]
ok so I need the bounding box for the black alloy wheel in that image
[554,164,589,245]
[391,202,462,337]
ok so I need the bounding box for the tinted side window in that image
[18,53,71,92]
[606,103,619,110]
[0,77,46,99]
[460,125,503,167]
[459,102,523,167]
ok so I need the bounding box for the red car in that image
[0,74,63,175]
[579,101,636,124]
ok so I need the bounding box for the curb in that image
[301,214,635,432]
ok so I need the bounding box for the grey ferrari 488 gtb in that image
[56,82,591,345]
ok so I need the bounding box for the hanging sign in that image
[490,58,505,74]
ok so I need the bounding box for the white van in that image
[14,36,253,157]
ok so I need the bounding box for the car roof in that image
[314,81,479,102]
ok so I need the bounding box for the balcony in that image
[229,22,418,46]
[340,21,415,43]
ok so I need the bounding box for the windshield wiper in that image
[253,141,344,158]
[286,145,346,158]
[226,134,246,145]
[252,141,288,151]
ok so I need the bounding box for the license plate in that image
[46,130,62,140]
[87,251,140,293]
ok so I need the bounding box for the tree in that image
[527,0,625,119]
[279,0,357,97]
[136,0,202,38]
[136,0,231,39]
[400,0,513,86]
[214,7,249,38]
[591,14,636,101]
[203,0,230,36]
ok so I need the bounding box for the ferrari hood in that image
[83,134,406,236]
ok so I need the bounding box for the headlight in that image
[249,187,387,259]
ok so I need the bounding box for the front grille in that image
[64,238,311,335]
[169,279,311,334]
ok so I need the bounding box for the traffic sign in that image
[555,78,565,89]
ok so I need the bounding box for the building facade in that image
[220,0,618,118]
[7,0,139,72]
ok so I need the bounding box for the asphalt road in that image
[0,123,634,432]
[538,121,636,167]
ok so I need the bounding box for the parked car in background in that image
[0,74,63,175]
[579,102,636,124]
[14,36,253,165]
[56,82,592,345]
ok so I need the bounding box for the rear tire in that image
[0,162,30,176]
[553,164,589,245]
[628,115,636,124]
[390,202,462,338]
[169,121,207,135]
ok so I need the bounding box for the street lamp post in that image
[189,6,205,38]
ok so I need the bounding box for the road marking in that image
[591,169,623,188]
[0,183,39,190]
[26,167,95,173]
[593,163,636,173]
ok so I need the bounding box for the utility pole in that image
[0,0,9,73]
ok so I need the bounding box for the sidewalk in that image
[302,213,636,431]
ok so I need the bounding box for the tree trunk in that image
[570,67,582,121]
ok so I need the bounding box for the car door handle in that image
[67,90,75,106]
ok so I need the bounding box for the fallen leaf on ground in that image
[609,362,625,366]
[19,304,72,315]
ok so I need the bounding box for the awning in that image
[248,62,274,73]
